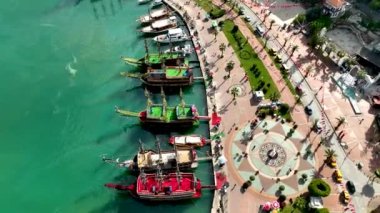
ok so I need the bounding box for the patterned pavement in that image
[231,119,317,196]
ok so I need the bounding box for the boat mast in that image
[160,86,167,114]
[145,87,153,106]
[179,87,186,107]
[174,145,182,189]
[144,39,149,58]
[155,137,163,165]
[139,139,145,154]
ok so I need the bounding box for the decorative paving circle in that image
[258,142,287,167]
[230,119,318,197]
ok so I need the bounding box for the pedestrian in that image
[360,118,364,124]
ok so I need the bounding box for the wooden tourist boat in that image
[105,171,202,201]
[122,52,186,69]
[141,66,193,86]
[121,65,193,87]
[102,140,198,172]
[169,135,207,147]
[138,7,172,25]
[115,88,209,128]
[140,16,177,34]
[153,28,190,44]
[121,40,187,69]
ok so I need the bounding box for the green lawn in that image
[244,22,296,96]
[195,0,225,19]
[222,20,279,99]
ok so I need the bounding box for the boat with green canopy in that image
[115,88,210,127]
[121,40,186,69]
[121,65,194,87]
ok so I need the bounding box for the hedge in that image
[308,178,331,197]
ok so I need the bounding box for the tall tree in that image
[219,43,226,58]
[290,45,299,57]
[269,20,275,30]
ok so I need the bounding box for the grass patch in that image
[222,20,279,99]
[244,21,296,96]
[195,0,225,19]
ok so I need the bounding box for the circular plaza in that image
[230,119,317,196]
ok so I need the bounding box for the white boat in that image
[169,135,207,147]
[153,28,190,43]
[151,0,163,8]
[164,44,193,55]
[138,8,172,25]
[138,0,152,4]
[140,16,177,34]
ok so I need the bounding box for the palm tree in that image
[290,45,299,57]
[269,20,275,30]
[357,69,367,79]
[219,43,226,58]
[324,149,337,163]
[231,87,239,100]
[270,92,280,102]
[336,116,346,129]
[283,38,289,47]
[226,61,235,77]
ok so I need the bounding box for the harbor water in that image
[0,0,213,212]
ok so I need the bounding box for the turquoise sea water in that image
[0,0,212,212]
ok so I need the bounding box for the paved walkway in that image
[166,0,380,212]
[239,1,380,212]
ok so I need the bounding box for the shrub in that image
[249,175,255,181]
[313,208,330,213]
[302,174,308,179]
[294,196,308,210]
[231,25,239,33]
[278,194,287,202]
[279,185,285,191]
[279,104,290,115]
[209,8,225,19]
[308,178,331,197]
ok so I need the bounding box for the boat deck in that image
[176,106,192,119]
[147,53,181,64]
[147,105,193,121]
[137,173,197,193]
[166,68,188,78]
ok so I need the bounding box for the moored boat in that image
[163,44,193,56]
[115,88,210,128]
[169,135,207,147]
[140,16,177,34]
[138,7,172,25]
[105,172,202,201]
[153,28,190,44]
[122,53,186,69]
[151,0,163,8]
[138,0,152,4]
[103,140,198,171]
[140,66,193,87]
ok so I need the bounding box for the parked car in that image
[346,181,356,194]
[341,190,350,204]
[334,169,343,183]
[304,106,313,116]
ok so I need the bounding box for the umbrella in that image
[271,210,278,213]
[271,201,280,209]
[262,202,271,211]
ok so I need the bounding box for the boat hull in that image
[141,76,193,87]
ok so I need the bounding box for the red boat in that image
[105,172,202,201]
